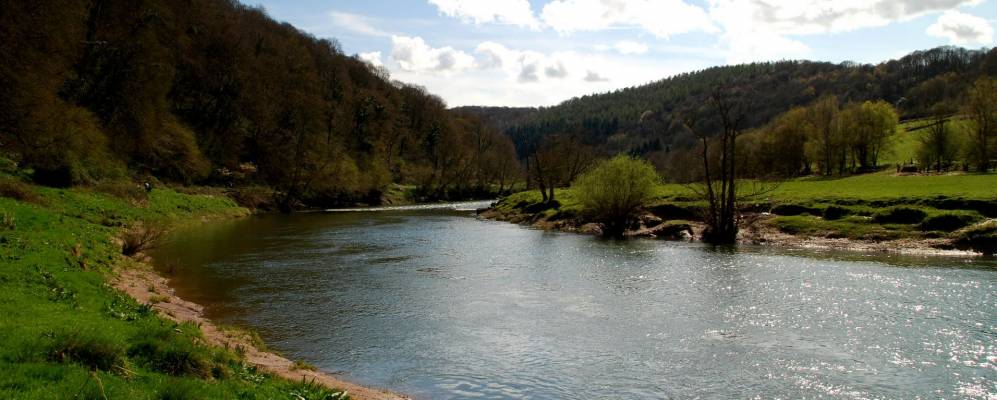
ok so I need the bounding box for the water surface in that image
[154,204,997,399]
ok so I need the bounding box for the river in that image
[153,202,997,399]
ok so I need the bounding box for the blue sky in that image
[242,0,996,107]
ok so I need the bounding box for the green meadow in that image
[0,179,348,400]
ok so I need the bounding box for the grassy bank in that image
[0,178,350,399]
[486,172,997,254]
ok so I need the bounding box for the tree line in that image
[0,0,518,209]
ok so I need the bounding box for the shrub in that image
[822,205,850,220]
[572,155,660,236]
[0,176,43,204]
[128,326,213,378]
[95,180,148,205]
[157,380,202,400]
[647,203,700,220]
[120,222,165,256]
[872,206,927,224]
[771,203,822,216]
[229,186,276,211]
[954,220,997,255]
[918,212,982,231]
[46,330,127,372]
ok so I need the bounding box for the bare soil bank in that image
[113,262,410,400]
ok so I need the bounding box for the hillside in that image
[458,47,997,158]
[0,0,517,208]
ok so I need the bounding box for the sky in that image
[241,0,997,108]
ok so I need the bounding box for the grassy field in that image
[0,178,348,399]
[879,118,973,167]
[493,171,997,252]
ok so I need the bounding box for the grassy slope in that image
[0,184,345,399]
[488,120,997,246]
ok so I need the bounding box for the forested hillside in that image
[459,47,997,160]
[0,0,518,209]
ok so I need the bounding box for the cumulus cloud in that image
[541,0,716,37]
[391,35,475,73]
[584,71,610,82]
[615,40,649,55]
[358,51,384,67]
[708,0,981,35]
[475,41,513,69]
[545,61,569,78]
[705,0,982,63]
[428,0,540,28]
[927,10,994,45]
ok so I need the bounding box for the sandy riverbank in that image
[113,261,410,400]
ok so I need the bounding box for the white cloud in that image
[545,60,569,78]
[584,71,610,82]
[541,0,717,38]
[428,0,540,28]
[927,10,994,45]
[615,40,649,55]
[329,11,389,37]
[358,51,384,67]
[706,0,981,63]
[475,41,514,69]
[391,35,475,73]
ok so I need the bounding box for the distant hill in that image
[457,47,997,158]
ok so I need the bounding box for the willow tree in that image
[573,155,660,237]
[964,77,997,172]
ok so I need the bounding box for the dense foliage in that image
[460,46,997,176]
[572,155,660,236]
[0,0,517,207]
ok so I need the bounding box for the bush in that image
[572,155,660,237]
[918,212,982,231]
[0,176,43,204]
[95,180,148,205]
[822,205,850,220]
[229,186,275,211]
[128,326,214,378]
[872,206,927,224]
[954,221,997,255]
[120,222,165,256]
[46,330,127,372]
[771,203,823,216]
[157,380,203,400]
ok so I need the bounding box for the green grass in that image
[0,181,349,399]
[495,170,997,251]
[880,118,973,167]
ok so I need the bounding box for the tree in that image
[805,96,842,176]
[839,100,898,171]
[684,86,751,245]
[527,134,595,203]
[964,77,997,172]
[918,109,959,172]
[572,155,660,237]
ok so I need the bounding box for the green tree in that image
[918,110,960,172]
[964,77,997,172]
[573,155,660,237]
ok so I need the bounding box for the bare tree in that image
[683,86,774,245]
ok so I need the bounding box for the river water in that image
[153,202,997,399]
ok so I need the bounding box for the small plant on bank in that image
[120,222,165,256]
[572,155,661,237]
[286,378,350,400]
[291,360,318,371]
[872,206,928,224]
[45,330,129,373]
